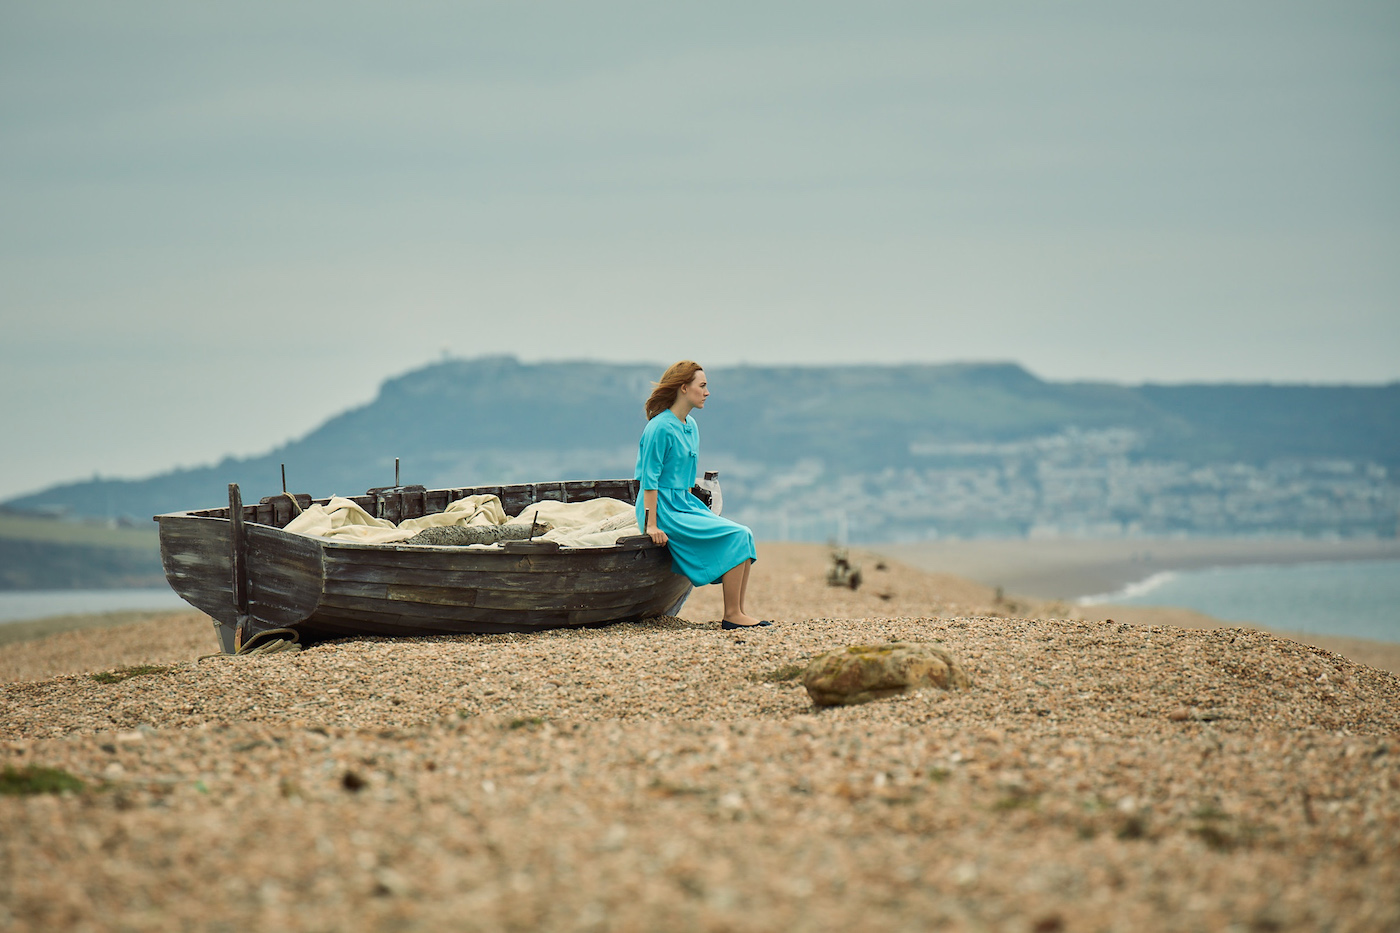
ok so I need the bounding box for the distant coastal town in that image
[726,428,1399,543]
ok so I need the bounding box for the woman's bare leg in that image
[722,560,762,626]
[739,560,752,614]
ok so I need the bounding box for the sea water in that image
[1082,559,1400,643]
[0,588,188,625]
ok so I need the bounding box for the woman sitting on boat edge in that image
[636,360,772,630]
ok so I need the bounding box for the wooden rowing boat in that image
[154,478,699,653]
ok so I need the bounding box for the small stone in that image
[1167,707,1193,721]
[371,867,410,897]
[802,643,971,707]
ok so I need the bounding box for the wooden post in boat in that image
[228,483,251,650]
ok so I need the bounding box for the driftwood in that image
[403,524,537,547]
[826,548,862,590]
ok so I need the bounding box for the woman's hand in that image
[642,489,666,545]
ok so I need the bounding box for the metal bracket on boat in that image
[616,506,660,548]
[501,513,558,552]
[503,540,562,553]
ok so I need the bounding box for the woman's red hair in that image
[645,360,703,419]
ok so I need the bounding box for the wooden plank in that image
[304,589,686,638]
[157,516,239,625]
[228,484,248,618]
[322,543,668,576]
[244,526,326,626]
[317,577,690,623]
[322,564,676,595]
[323,582,655,614]
[320,580,395,602]
[299,615,539,639]
[468,588,671,612]
[315,594,572,628]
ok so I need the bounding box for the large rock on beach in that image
[803,642,971,707]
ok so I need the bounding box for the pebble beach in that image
[3,543,1398,932]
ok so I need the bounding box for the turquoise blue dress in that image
[635,412,757,587]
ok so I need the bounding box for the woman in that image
[636,361,770,629]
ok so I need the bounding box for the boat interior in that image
[182,479,644,530]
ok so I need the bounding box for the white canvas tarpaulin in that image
[282,494,641,548]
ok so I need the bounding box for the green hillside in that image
[0,512,163,589]
[0,512,158,549]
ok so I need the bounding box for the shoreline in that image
[0,587,187,626]
[873,536,1400,602]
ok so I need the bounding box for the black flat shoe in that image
[721,619,772,630]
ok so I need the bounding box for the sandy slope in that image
[1,544,1397,932]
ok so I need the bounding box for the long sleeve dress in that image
[634,411,757,587]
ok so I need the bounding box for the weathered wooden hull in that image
[155,479,693,653]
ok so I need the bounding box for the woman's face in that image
[678,369,709,409]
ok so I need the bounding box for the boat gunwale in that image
[154,512,662,558]
[153,476,665,558]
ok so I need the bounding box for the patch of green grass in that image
[0,512,158,549]
[506,716,546,730]
[1116,815,1149,840]
[1190,815,1262,852]
[926,767,951,783]
[91,664,171,685]
[750,663,807,683]
[992,793,1039,812]
[1191,824,1237,851]
[1,765,85,796]
[649,779,708,797]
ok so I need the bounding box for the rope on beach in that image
[196,626,302,662]
[238,628,302,655]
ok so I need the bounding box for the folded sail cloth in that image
[282,494,506,544]
[510,497,641,549]
[282,494,641,549]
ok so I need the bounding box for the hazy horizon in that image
[3,2,1397,501]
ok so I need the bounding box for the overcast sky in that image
[1,1,1397,501]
